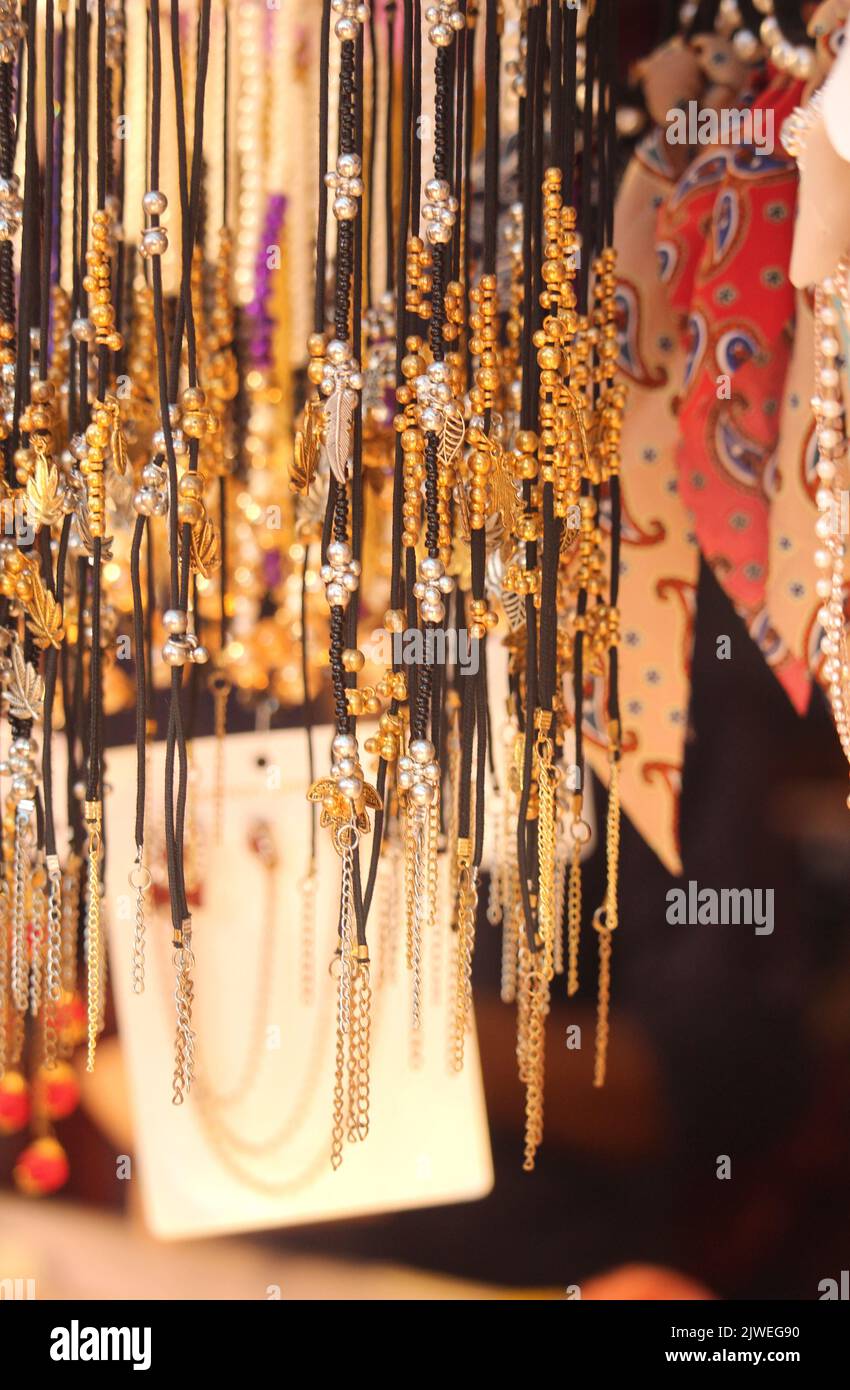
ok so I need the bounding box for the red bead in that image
[34,1062,81,1121]
[0,1071,30,1135]
[13,1138,70,1196]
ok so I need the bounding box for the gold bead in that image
[342,648,365,672]
[177,498,203,525]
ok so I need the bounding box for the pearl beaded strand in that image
[813,259,850,797]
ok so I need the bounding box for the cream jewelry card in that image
[102,726,493,1240]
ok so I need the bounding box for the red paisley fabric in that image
[657,72,810,709]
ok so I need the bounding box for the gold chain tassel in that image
[428,798,443,1005]
[535,715,557,981]
[0,877,8,1079]
[11,807,32,1032]
[84,800,103,1072]
[331,825,358,1170]
[129,852,151,996]
[29,861,47,1017]
[406,805,428,1062]
[520,936,549,1171]
[567,794,589,997]
[43,856,63,1070]
[450,844,477,1073]
[553,829,567,978]
[172,919,196,1104]
[593,746,621,1088]
[348,947,371,1143]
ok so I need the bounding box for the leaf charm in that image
[25,450,65,530]
[438,404,465,471]
[486,547,526,633]
[6,638,44,721]
[190,515,221,578]
[499,585,526,633]
[291,399,325,494]
[559,518,580,558]
[488,442,522,560]
[74,504,114,562]
[25,563,64,649]
[321,385,357,486]
[111,420,130,477]
[453,477,472,541]
[104,393,129,475]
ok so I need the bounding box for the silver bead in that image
[325,580,348,608]
[133,488,156,516]
[327,539,353,566]
[429,22,453,46]
[427,222,454,245]
[428,359,451,383]
[338,153,361,179]
[163,607,188,635]
[333,732,358,760]
[409,738,435,764]
[12,774,37,802]
[141,227,168,258]
[337,774,364,801]
[142,189,168,217]
[190,644,209,665]
[419,555,444,582]
[162,639,188,667]
[71,317,96,344]
[409,780,435,807]
[326,339,350,366]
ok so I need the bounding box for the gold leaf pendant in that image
[190,515,221,578]
[6,637,45,721]
[15,552,65,649]
[291,398,325,495]
[25,444,65,531]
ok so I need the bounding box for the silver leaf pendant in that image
[322,385,357,486]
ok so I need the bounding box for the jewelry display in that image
[1,0,847,1205]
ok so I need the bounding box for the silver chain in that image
[129,852,151,995]
[11,808,32,1015]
